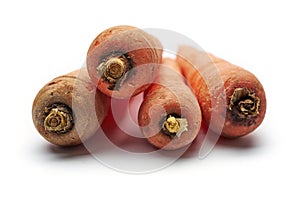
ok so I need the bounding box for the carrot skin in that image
[176,46,266,138]
[138,58,201,150]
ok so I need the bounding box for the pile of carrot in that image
[32,25,266,154]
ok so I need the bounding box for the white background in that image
[1,0,299,199]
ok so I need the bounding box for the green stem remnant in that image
[97,54,130,90]
[228,87,260,120]
[44,104,74,134]
[162,115,188,138]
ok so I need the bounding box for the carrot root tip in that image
[96,55,130,90]
[162,115,188,138]
[44,104,74,134]
[229,87,260,120]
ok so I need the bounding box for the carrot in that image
[176,45,266,138]
[32,68,109,146]
[86,25,162,99]
[138,58,202,150]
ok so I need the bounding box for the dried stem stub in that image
[162,115,188,138]
[44,104,74,134]
[229,87,260,120]
[97,54,131,90]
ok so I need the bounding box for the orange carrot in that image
[86,25,162,99]
[138,58,201,150]
[176,46,266,138]
[32,68,109,146]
